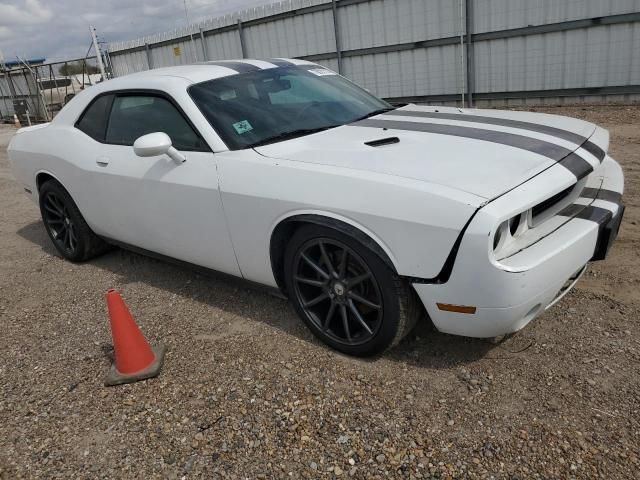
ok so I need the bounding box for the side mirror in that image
[133,132,186,164]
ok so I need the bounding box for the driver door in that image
[87,91,240,276]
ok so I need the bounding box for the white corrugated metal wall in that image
[471,0,640,105]
[107,0,640,105]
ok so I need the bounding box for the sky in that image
[0,0,274,63]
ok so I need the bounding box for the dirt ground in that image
[0,105,638,479]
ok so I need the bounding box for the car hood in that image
[255,105,597,200]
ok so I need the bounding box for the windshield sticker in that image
[233,120,253,135]
[308,68,336,76]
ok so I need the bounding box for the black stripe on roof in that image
[298,64,324,71]
[268,58,297,67]
[351,118,594,179]
[205,61,262,73]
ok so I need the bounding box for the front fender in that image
[269,209,399,270]
[216,150,481,287]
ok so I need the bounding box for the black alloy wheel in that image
[42,190,78,256]
[292,238,383,346]
[284,224,419,356]
[38,179,111,262]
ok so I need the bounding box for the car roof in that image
[117,58,318,84]
[51,58,322,126]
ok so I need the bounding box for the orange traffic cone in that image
[104,289,166,386]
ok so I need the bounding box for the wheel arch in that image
[269,212,399,295]
[35,171,92,230]
[35,169,63,192]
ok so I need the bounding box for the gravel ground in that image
[0,105,639,479]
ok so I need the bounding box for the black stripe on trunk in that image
[204,61,262,73]
[351,118,593,178]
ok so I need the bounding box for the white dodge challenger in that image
[8,58,624,356]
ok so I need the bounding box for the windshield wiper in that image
[350,106,397,123]
[247,126,339,148]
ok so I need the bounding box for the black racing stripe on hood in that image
[385,109,606,163]
[352,118,594,178]
[205,61,262,73]
[385,109,588,145]
[560,153,593,179]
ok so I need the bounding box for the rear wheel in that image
[284,224,419,356]
[39,179,110,262]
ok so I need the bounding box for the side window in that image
[76,94,113,142]
[105,95,207,151]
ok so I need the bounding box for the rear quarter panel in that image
[8,123,111,236]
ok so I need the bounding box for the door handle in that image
[96,156,110,167]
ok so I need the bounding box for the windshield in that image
[188,65,391,150]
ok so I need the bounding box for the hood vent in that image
[364,136,400,147]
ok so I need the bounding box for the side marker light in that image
[436,303,477,314]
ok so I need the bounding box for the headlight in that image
[493,209,531,257]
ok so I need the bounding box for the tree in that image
[58,61,99,76]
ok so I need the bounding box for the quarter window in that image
[76,94,113,142]
[105,94,207,151]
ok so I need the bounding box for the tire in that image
[283,224,419,356]
[39,179,111,262]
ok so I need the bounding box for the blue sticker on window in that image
[233,120,253,134]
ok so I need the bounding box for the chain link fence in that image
[0,56,111,124]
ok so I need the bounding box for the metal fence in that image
[106,0,640,107]
[0,56,107,122]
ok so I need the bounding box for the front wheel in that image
[284,225,419,356]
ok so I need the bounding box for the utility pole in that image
[90,25,107,80]
[459,0,465,108]
[183,0,199,62]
